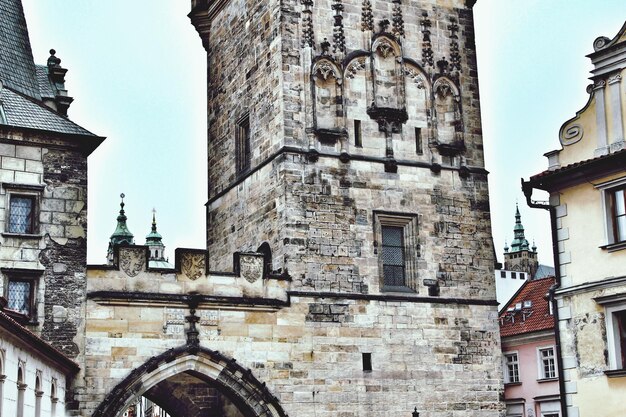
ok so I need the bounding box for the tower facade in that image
[503,205,538,277]
[191,0,493,298]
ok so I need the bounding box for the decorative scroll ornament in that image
[560,124,584,146]
[593,36,611,52]
[181,253,205,281]
[361,0,373,31]
[608,74,622,84]
[120,248,145,277]
[240,255,264,284]
[346,58,366,79]
[420,12,433,67]
[301,0,315,47]
[392,0,405,37]
[332,0,346,54]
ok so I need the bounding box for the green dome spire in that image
[509,203,530,252]
[109,193,134,245]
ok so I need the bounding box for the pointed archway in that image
[92,344,287,417]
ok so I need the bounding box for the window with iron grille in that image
[374,212,419,292]
[8,195,35,234]
[7,279,33,316]
[382,226,405,286]
[504,352,520,383]
[236,114,251,175]
[538,347,556,379]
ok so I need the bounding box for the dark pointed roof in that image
[0,0,40,99]
[509,204,530,253]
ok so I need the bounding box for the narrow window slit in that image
[415,127,423,155]
[362,352,372,371]
[354,120,362,147]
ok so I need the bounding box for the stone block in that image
[2,156,24,171]
[0,143,15,157]
[15,146,42,161]
[24,160,44,174]
[14,171,40,184]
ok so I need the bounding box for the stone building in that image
[3,0,504,416]
[523,21,626,417]
[77,0,502,416]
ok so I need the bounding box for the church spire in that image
[145,208,173,269]
[107,193,135,264]
[510,203,530,252]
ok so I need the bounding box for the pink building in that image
[500,277,561,417]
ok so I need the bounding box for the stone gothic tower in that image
[190,0,492,297]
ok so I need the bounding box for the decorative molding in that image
[607,73,622,84]
[392,0,404,38]
[404,67,426,89]
[301,0,315,47]
[361,0,373,31]
[119,248,146,278]
[449,19,461,73]
[331,0,346,54]
[420,12,433,67]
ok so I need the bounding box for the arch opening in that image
[94,345,286,417]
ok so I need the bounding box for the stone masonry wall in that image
[80,292,503,416]
[0,133,89,358]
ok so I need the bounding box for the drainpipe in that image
[521,179,568,417]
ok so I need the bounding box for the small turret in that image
[107,194,135,264]
[503,203,538,278]
[145,209,173,269]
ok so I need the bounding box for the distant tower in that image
[145,209,173,269]
[504,204,538,277]
[107,194,134,264]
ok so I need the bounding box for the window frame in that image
[503,351,520,384]
[604,303,626,371]
[537,346,557,380]
[2,183,44,237]
[373,211,419,293]
[235,113,251,176]
[2,269,41,322]
[597,177,626,251]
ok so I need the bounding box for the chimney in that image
[46,49,74,116]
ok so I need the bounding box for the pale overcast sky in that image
[21,1,625,266]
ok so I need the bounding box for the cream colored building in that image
[523,22,626,417]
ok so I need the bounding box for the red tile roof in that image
[499,276,556,337]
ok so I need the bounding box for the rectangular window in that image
[415,127,423,155]
[538,347,556,379]
[362,353,372,371]
[520,273,526,280]
[354,120,362,147]
[7,279,33,316]
[235,114,251,175]
[374,212,418,292]
[511,272,517,279]
[382,226,405,287]
[8,195,35,234]
[610,187,626,243]
[500,270,506,278]
[504,352,520,383]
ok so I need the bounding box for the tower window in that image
[362,353,372,371]
[374,212,419,292]
[415,127,423,155]
[236,114,251,175]
[382,226,405,287]
[7,280,32,316]
[8,195,36,234]
[354,119,362,147]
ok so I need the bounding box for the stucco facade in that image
[524,22,626,417]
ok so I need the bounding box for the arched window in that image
[35,372,43,417]
[17,363,26,417]
[51,379,58,417]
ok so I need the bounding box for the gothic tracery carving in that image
[420,12,433,67]
[301,0,315,47]
[332,0,346,54]
[361,0,373,31]
[392,0,405,38]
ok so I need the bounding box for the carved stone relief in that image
[181,253,205,281]
[239,254,264,283]
[120,248,146,277]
